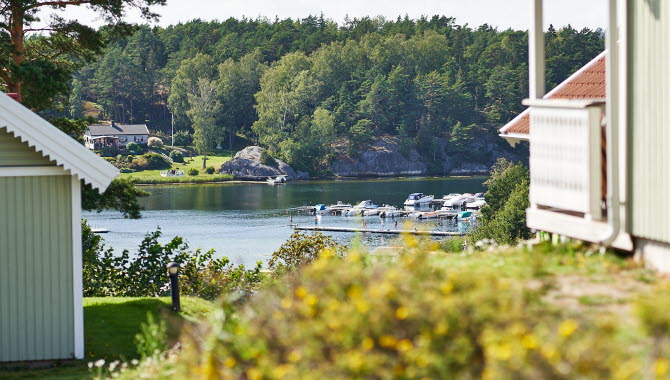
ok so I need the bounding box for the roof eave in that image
[0,93,119,191]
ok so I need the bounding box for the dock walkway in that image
[294,226,465,236]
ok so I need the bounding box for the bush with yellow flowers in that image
[114,239,670,380]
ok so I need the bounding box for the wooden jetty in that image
[294,226,465,236]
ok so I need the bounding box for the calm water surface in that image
[84,177,485,266]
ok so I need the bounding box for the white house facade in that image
[84,122,150,150]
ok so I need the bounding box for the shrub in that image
[173,131,192,147]
[130,154,171,170]
[82,222,262,298]
[169,150,184,163]
[125,142,142,154]
[139,250,622,379]
[348,119,375,153]
[119,168,135,174]
[205,166,215,174]
[267,231,345,274]
[134,313,167,359]
[100,147,119,157]
[469,159,532,245]
[187,168,199,176]
[147,136,163,148]
[260,150,277,167]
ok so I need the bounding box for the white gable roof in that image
[0,93,118,191]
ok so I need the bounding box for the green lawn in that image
[120,154,233,184]
[0,296,214,379]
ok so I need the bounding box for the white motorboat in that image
[465,198,487,209]
[267,175,287,184]
[442,195,467,210]
[442,193,462,202]
[312,204,330,215]
[379,206,403,218]
[403,193,434,208]
[328,201,352,211]
[345,200,379,216]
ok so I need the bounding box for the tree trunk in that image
[202,154,207,169]
[8,4,25,102]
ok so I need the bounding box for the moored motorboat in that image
[345,200,379,216]
[403,193,434,208]
[267,175,288,184]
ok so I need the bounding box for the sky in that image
[39,0,607,31]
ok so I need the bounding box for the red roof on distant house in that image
[499,51,606,138]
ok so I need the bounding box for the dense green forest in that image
[70,16,604,171]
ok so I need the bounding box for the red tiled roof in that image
[499,51,606,137]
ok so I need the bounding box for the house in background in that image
[0,92,118,362]
[84,122,150,150]
[514,0,670,270]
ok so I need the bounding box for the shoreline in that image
[132,174,488,186]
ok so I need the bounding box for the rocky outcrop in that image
[330,136,427,176]
[219,146,308,180]
[329,134,526,177]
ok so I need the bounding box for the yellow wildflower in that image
[355,300,369,313]
[655,358,669,377]
[272,364,292,378]
[347,285,362,299]
[305,294,318,306]
[224,357,236,368]
[288,350,301,362]
[521,334,538,350]
[246,368,262,380]
[395,306,409,320]
[434,321,449,335]
[558,319,578,338]
[379,335,398,348]
[295,286,308,299]
[440,281,454,294]
[361,337,374,351]
[280,297,292,309]
[490,343,512,360]
[397,339,413,352]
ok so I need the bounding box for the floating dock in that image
[294,226,465,236]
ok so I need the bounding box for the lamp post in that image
[167,262,181,312]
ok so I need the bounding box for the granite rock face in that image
[330,136,428,177]
[219,146,308,180]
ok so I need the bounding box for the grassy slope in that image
[120,154,232,184]
[0,296,213,380]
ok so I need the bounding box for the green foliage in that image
[81,178,149,219]
[348,119,375,153]
[122,242,659,380]
[82,222,263,298]
[187,168,199,176]
[134,313,168,359]
[169,150,184,163]
[131,153,170,170]
[260,150,277,167]
[0,0,164,109]
[125,142,143,154]
[68,18,604,170]
[205,166,215,174]
[267,231,345,274]
[448,121,477,154]
[100,146,119,157]
[49,116,96,141]
[172,131,192,146]
[470,159,532,244]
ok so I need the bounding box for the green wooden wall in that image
[0,175,75,361]
[628,0,670,242]
[0,127,54,167]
